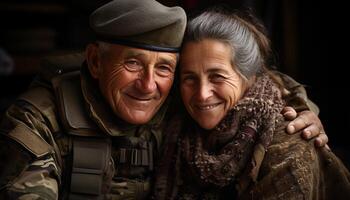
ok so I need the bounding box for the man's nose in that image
[136,69,157,93]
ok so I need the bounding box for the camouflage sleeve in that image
[2,155,59,200]
[0,99,61,200]
[270,70,320,115]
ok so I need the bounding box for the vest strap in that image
[7,123,53,158]
[69,137,111,199]
[117,140,153,171]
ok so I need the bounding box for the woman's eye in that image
[210,74,226,82]
[125,60,142,71]
[181,75,196,84]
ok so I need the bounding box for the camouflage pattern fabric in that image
[5,156,59,200]
[0,79,162,199]
[0,100,61,200]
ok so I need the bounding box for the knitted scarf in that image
[153,73,285,200]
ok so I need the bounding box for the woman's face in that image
[180,39,247,129]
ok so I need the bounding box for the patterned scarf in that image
[153,73,285,200]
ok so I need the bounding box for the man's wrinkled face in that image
[180,39,247,130]
[87,43,177,124]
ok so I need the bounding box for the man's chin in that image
[123,111,155,125]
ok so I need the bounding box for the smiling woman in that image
[180,39,247,130]
[153,9,350,200]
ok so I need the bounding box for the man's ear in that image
[86,43,100,79]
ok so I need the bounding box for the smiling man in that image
[87,44,177,124]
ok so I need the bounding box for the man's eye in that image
[156,65,173,77]
[125,60,142,71]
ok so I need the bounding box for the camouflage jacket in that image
[0,58,170,200]
[0,54,319,200]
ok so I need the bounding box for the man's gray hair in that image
[97,41,111,56]
[185,11,269,79]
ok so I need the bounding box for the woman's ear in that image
[86,43,100,79]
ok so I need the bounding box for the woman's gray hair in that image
[185,10,271,79]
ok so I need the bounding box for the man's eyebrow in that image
[124,51,177,65]
[158,57,177,66]
[124,51,146,58]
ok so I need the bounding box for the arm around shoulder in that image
[242,121,350,200]
[271,71,319,114]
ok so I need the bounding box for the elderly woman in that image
[153,10,350,200]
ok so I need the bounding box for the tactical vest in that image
[53,71,158,200]
[14,53,162,200]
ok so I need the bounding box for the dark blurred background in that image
[0,0,349,166]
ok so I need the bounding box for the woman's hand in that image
[282,106,330,149]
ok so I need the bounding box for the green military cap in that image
[90,0,187,52]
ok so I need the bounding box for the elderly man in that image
[0,0,327,199]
